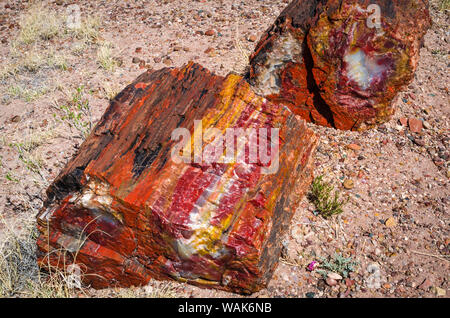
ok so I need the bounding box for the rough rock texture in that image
[36,62,318,294]
[249,0,431,130]
[249,0,327,125]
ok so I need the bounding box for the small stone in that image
[343,179,354,190]
[395,286,406,294]
[326,277,338,286]
[345,278,355,287]
[408,118,423,133]
[248,34,257,42]
[135,47,142,53]
[132,57,141,64]
[327,272,343,280]
[412,136,425,147]
[163,57,172,66]
[434,287,446,297]
[399,117,408,126]
[347,143,361,151]
[417,278,432,291]
[385,217,397,228]
[317,279,326,291]
[423,121,432,129]
[10,115,21,123]
[40,119,48,128]
[305,292,315,298]
[291,226,303,244]
[113,57,123,67]
[204,47,216,57]
[205,29,215,36]
[153,57,161,63]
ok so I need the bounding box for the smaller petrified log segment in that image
[249,0,431,130]
[36,62,318,294]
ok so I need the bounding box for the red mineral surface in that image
[249,0,431,130]
[36,62,318,294]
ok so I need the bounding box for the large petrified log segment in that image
[36,62,318,294]
[249,0,431,130]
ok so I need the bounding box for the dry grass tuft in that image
[5,126,60,186]
[0,217,81,298]
[70,15,102,43]
[101,82,121,100]
[17,49,46,73]
[231,26,251,75]
[16,4,101,46]
[97,42,119,72]
[6,85,48,102]
[0,4,102,102]
[0,218,39,297]
[439,0,450,10]
[16,4,63,45]
[144,282,180,298]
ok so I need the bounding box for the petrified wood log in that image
[249,0,431,130]
[249,0,328,126]
[36,62,318,294]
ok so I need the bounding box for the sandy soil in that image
[0,0,448,298]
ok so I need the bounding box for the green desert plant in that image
[16,4,63,45]
[5,172,19,183]
[9,141,45,180]
[316,253,359,279]
[309,175,349,219]
[6,84,49,102]
[56,85,93,139]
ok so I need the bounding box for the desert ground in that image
[0,0,448,298]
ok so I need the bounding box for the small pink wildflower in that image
[307,261,318,271]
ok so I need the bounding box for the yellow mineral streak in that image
[177,77,266,258]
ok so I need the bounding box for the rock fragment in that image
[36,62,318,294]
[249,0,432,130]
